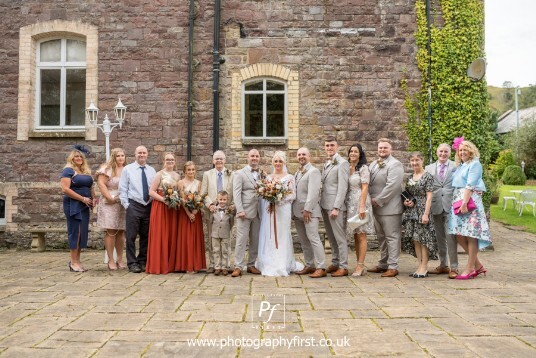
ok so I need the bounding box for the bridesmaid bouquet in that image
[256,178,292,203]
[182,191,207,211]
[163,185,182,209]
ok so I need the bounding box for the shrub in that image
[502,165,527,185]
[489,149,516,178]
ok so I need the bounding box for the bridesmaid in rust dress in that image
[96,148,126,270]
[175,161,206,273]
[146,152,181,274]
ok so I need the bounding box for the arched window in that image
[36,38,86,128]
[242,78,287,139]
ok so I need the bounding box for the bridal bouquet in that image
[256,178,292,204]
[182,191,207,211]
[163,185,181,209]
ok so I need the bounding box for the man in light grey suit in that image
[201,150,234,273]
[293,147,326,278]
[425,143,459,278]
[320,136,350,277]
[231,149,262,277]
[368,138,404,277]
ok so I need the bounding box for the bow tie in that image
[218,208,226,212]
[251,168,259,172]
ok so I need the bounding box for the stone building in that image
[0,0,418,248]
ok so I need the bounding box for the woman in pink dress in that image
[96,148,127,270]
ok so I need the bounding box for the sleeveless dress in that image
[61,168,93,249]
[174,180,206,272]
[345,165,375,236]
[96,167,126,230]
[146,171,180,274]
[401,172,438,259]
[255,174,304,276]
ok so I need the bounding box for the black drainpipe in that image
[186,0,195,161]
[212,0,223,152]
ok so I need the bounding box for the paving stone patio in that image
[0,221,535,357]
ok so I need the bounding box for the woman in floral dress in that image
[346,143,375,276]
[402,152,437,278]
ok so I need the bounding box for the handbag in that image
[347,210,370,231]
[401,190,416,204]
[452,198,477,215]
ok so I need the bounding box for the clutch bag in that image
[452,198,477,215]
[401,190,416,204]
[347,210,370,231]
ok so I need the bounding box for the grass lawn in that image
[491,184,536,234]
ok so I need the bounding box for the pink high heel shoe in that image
[475,266,487,277]
[455,270,477,280]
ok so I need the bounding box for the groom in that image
[231,149,262,277]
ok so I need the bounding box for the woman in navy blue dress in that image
[60,145,95,272]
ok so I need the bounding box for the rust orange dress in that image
[174,180,206,272]
[146,171,180,274]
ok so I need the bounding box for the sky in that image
[485,0,536,87]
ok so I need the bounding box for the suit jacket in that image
[368,155,404,215]
[320,153,349,211]
[425,160,456,215]
[233,166,261,219]
[210,208,234,239]
[200,168,234,207]
[292,163,322,219]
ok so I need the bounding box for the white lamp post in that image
[86,99,127,160]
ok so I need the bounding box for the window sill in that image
[29,129,86,138]
[242,138,287,146]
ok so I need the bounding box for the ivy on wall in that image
[404,0,499,164]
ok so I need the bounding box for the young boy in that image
[210,191,234,275]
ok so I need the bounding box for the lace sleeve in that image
[280,175,296,205]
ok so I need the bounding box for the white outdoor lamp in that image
[86,99,127,160]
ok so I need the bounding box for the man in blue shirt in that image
[119,146,156,273]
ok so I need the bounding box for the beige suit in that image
[200,168,234,269]
[425,160,458,269]
[232,166,261,270]
[320,154,350,269]
[368,155,404,270]
[210,208,234,269]
[292,163,325,269]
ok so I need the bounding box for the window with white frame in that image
[36,38,86,129]
[242,78,287,139]
[0,196,5,226]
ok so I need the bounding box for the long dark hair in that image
[348,143,367,171]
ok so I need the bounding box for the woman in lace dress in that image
[346,143,375,277]
[96,148,126,270]
[255,151,304,276]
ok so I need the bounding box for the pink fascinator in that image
[452,137,464,150]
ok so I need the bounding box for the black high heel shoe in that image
[68,261,84,272]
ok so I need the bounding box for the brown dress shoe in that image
[222,269,229,276]
[429,266,450,274]
[247,266,261,274]
[207,267,215,274]
[331,268,349,277]
[448,269,459,279]
[326,264,339,274]
[214,269,221,276]
[381,269,399,277]
[309,269,327,278]
[368,266,388,273]
[231,268,242,277]
[296,266,316,275]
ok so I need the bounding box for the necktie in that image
[141,166,149,202]
[439,164,446,181]
[217,172,223,192]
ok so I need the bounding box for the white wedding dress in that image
[255,174,304,276]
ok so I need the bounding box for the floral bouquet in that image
[163,185,181,209]
[256,178,292,204]
[182,191,207,211]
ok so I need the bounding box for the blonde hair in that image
[455,140,480,165]
[100,148,125,177]
[64,150,91,175]
[183,160,196,172]
[272,151,287,165]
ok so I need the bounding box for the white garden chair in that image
[518,190,536,217]
[502,196,517,210]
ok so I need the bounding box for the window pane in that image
[66,69,86,126]
[266,81,284,91]
[40,40,61,62]
[0,198,5,220]
[245,80,263,91]
[67,39,86,62]
[244,93,263,137]
[40,69,61,126]
[266,93,284,137]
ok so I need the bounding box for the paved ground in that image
[1,221,535,357]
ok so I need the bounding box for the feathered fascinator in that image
[452,137,464,151]
[72,144,90,156]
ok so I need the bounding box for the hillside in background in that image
[488,85,536,114]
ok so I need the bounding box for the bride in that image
[255,151,304,276]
